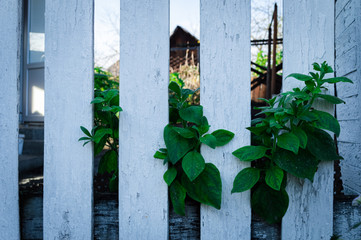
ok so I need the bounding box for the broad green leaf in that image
[322,77,353,84]
[172,127,196,139]
[231,167,260,193]
[169,81,181,97]
[312,110,340,137]
[181,163,222,209]
[169,180,186,216]
[286,73,313,81]
[274,148,318,181]
[164,125,195,164]
[298,111,318,122]
[197,116,210,135]
[154,151,167,159]
[93,128,112,143]
[110,106,123,113]
[94,136,107,155]
[246,125,268,135]
[291,126,307,149]
[316,94,345,104]
[251,183,289,224]
[232,146,268,161]
[91,97,105,104]
[80,126,91,137]
[179,106,203,125]
[163,167,177,186]
[303,125,342,161]
[312,62,321,71]
[102,106,112,112]
[211,129,235,146]
[265,166,284,191]
[182,151,206,181]
[277,132,300,154]
[200,134,217,149]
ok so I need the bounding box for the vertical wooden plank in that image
[200,1,251,239]
[43,0,94,239]
[0,1,21,239]
[118,1,169,239]
[282,0,334,239]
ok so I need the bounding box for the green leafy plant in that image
[232,62,353,224]
[79,68,121,192]
[155,79,235,215]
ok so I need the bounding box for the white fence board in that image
[282,0,334,239]
[0,1,21,239]
[200,0,252,239]
[43,1,94,239]
[118,1,169,239]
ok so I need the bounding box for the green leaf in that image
[312,110,340,137]
[277,132,300,154]
[232,146,268,161]
[163,167,177,186]
[154,151,167,159]
[322,77,353,84]
[172,127,196,139]
[164,125,195,164]
[286,73,313,81]
[298,111,318,122]
[93,128,112,143]
[170,181,186,216]
[316,94,345,104]
[251,183,289,224]
[182,151,206,181]
[198,116,210,135]
[169,81,181,97]
[231,167,260,193]
[179,106,203,125]
[181,163,222,209]
[211,129,235,146]
[200,134,217,149]
[303,125,342,161]
[91,97,105,104]
[94,136,107,156]
[78,137,91,141]
[265,166,284,191]
[312,62,321,71]
[246,125,268,135]
[291,126,307,149]
[80,126,92,137]
[274,148,318,181]
[98,150,117,174]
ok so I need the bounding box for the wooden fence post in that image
[282,0,334,239]
[118,1,169,239]
[0,1,22,239]
[43,0,94,239]
[200,0,252,239]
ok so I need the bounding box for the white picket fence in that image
[0,0,335,239]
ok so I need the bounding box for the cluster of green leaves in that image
[232,62,353,224]
[252,50,283,77]
[155,80,235,215]
[79,68,121,192]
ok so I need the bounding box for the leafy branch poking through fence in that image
[154,75,234,215]
[232,62,353,224]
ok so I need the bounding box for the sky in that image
[94,0,282,68]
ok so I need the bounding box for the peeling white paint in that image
[118,1,169,239]
[43,0,94,239]
[200,0,251,239]
[282,0,334,239]
[0,1,21,239]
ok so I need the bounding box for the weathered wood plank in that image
[0,1,22,239]
[43,0,94,239]
[118,1,169,239]
[282,0,334,239]
[200,0,252,239]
